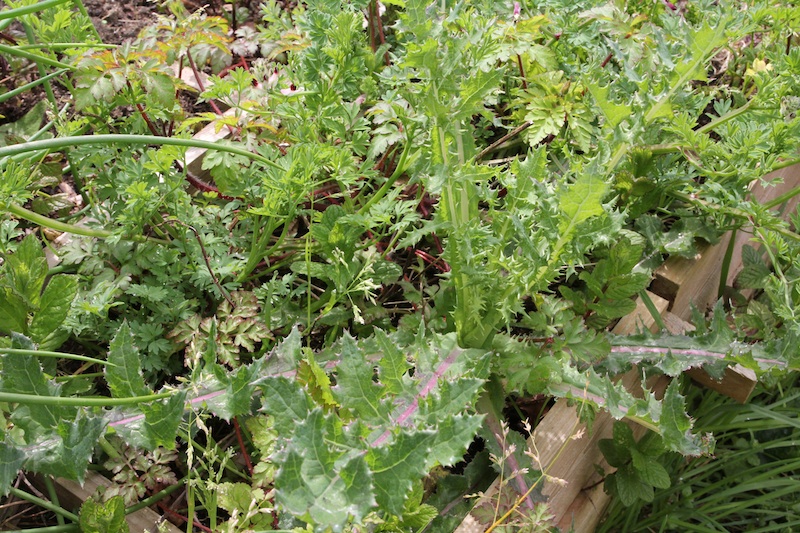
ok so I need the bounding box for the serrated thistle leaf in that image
[428,414,484,466]
[28,274,78,347]
[558,174,608,236]
[276,409,375,531]
[374,330,412,395]
[205,359,264,421]
[26,411,106,483]
[367,430,434,516]
[3,333,65,430]
[0,441,24,496]
[333,334,388,426]
[113,392,186,450]
[260,377,311,435]
[139,392,186,450]
[56,412,107,483]
[106,322,151,398]
[587,82,632,128]
[660,381,706,456]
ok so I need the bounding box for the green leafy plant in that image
[3,0,800,531]
[598,422,671,507]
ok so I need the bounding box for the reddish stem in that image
[414,249,450,273]
[157,502,214,533]
[233,417,254,477]
[185,171,240,202]
[374,1,391,66]
[516,54,528,90]
[601,52,613,68]
[128,80,163,137]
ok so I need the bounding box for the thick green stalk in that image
[358,132,415,216]
[0,69,68,105]
[42,477,65,526]
[0,134,282,171]
[0,390,175,406]
[0,347,112,366]
[22,22,57,106]
[6,526,79,533]
[0,0,70,20]
[0,43,74,70]
[2,202,170,245]
[126,478,186,514]
[7,487,79,523]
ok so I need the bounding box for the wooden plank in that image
[32,472,182,533]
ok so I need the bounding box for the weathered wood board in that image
[32,473,182,533]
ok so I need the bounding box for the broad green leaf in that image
[587,82,632,128]
[660,381,706,455]
[612,421,636,449]
[604,273,650,300]
[334,334,387,426]
[139,392,186,449]
[276,409,375,530]
[3,333,64,430]
[80,495,130,533]
[558,174,608,236]
[106,322,151,398]
[260,377,312,435]
[632,451,671,489]
[28,274,78,344]
[0,288,27,334]
[0,441,24,496]
[599,438,629,469]
[4,234,47,309]
[368,430,434,515]
[613,465,642,507]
